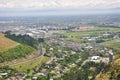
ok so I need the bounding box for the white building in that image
[91,56,100,60]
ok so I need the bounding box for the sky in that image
[0,0,120,16]
[0,0,120,9]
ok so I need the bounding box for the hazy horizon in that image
[0,0,120,17]
[0,8,120,17]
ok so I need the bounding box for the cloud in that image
[0,0,120,9]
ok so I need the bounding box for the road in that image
[3,43,44,66]
[38,43,44,56]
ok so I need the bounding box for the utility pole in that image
[109,49,113,63]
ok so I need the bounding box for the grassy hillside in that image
[11,56,49,73]
[0,33,36,63]
[96,58,120,80]
[96,39,120,80]
[0,44,36,63]
[0,34,20,52]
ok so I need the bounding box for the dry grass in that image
[0,33,20,52]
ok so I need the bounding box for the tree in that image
[37,76,47,80]
[27,69,30,75]
[38,38,44,43]
[81,53,88,60]
[5,34,38,49]
[47,73,51,80]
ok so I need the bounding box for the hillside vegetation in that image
[96,38,120,80]
[96,58,120,80]
[11,56,49,72]
[0,44,35,63]
[0,34,19,52]
[0,33,36,63]
[5,33,38,49]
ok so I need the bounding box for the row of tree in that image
[5,32,38,49]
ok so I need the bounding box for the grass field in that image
[0,33,20,52]
[57,27,120,41]
[10,56,49,73]
[101,39,120,50]
[58,27,103,41]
